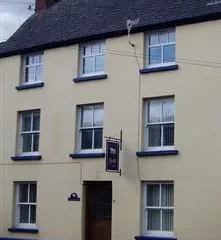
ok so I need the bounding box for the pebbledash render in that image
[0,0,221,240]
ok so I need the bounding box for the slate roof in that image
[0,42,5,49]
[1,0,221,57]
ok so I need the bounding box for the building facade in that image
[1,1,221,240]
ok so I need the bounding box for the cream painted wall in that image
[0,19,221,240]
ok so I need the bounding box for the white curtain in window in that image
[81,106,93,127]
[93,105,104,126]
[148,99,161,123]
[147,184,159,206]
[162,98,174,122]
[161,184,174,206]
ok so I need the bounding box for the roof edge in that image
[1,11,221,58]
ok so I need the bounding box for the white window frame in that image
[80,41,105,77]
[19,110,40,156]
[143,182,175,237]
[146,29,176,68]
[77,104,104,153]
[23,52,43,84]
[144,97,175,151]
[15,182,37,229]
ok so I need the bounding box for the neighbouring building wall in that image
[0,19,221,240]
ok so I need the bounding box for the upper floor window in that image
[143,182,174,236]
[146,29,175,67]
[144,97,174,150]
[19,110,40,155]
[15,182,37,228]
[80,41,105,76]
[77,104,104,153]
[23,53,43,84]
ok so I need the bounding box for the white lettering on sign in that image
[110,147,116,155]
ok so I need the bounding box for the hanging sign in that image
[106,140,120,172]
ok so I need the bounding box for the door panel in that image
[85,182,112,240]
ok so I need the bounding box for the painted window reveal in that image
[80,41,105,76]
[144,182,174,235]
[79,104,104,152]
[23,53,43,84]
[144,97,174,150]
[20,110,40,154]
[15,182,37,228]
[147,29,175,67]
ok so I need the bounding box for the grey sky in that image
[0,0,35,42]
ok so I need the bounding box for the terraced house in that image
[1,0,221,240]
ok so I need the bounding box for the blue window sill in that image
[140,65,179,74]
[15,82,44,90]
[11,155,42,161]
[135,236,177,240]
[8,228,39,234]
[136,150,178,157]
[73,74,107,82]
[69,153,105,159]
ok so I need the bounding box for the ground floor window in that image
[143,182,174,236]
[15,182,37,228]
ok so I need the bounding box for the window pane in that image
[148,99,161,123]
[163,124,174,146]
[83,57,93,74]
[147,209,161,231]
[81,106,93,127]
[94,128,103,149]
[19,205,29,223]
[93,105,103,126]
[92,44,100,54]
[35,65,43,82]
[159,32,168,43]
[95,55,104,72]
[22,113,32,132]
[25,66,35,83]
[100,42,105,53]
[28,56,34,64]
[163,44,175,63]
[29,184,37,203]
[81,129,93,149]
[25,56,30,66]
[169,31,175,42]
[33,133,39,152]
[83,45,91,55]
[162,209,174,231]
[30,205,36,224]
[149,46,161,65]
[33,55,39,64]
[162,98,174,122]
[149,34,158,45]
[161,184,174,207]
[148,125,161,147]
[33,111,40,131]
[25,68,29,83]
[39,54,43,63]
[19,184,28,202]
[22,134,32,152]
[147,184,160,206]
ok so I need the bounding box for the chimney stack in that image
[35,0,59,12]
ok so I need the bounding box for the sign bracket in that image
[104,130,123,151]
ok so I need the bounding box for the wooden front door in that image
[85,182,112,240]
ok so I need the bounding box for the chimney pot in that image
[35,0,58,12]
